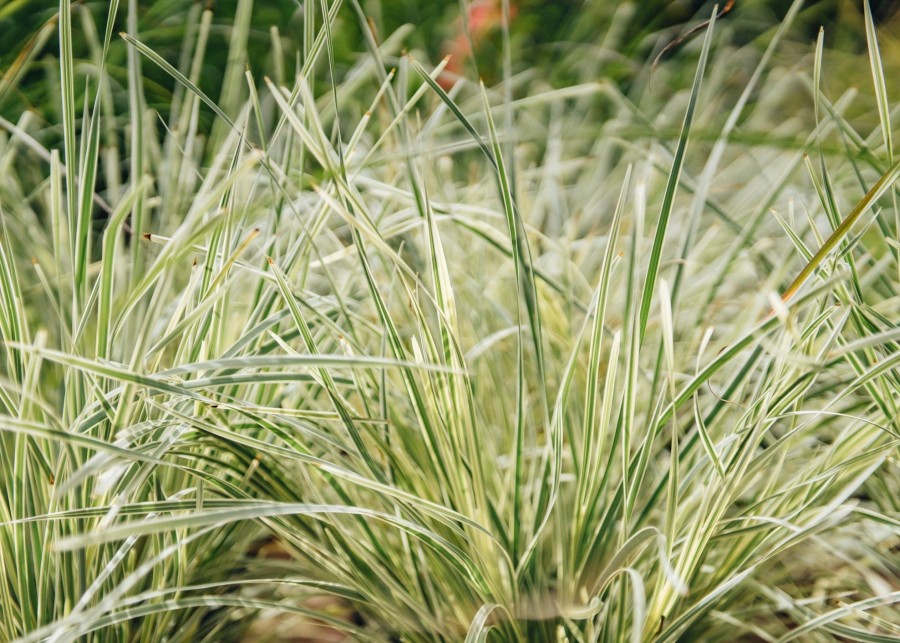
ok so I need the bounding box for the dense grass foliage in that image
[0,0,899,641]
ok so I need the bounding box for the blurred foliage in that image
[1,0,900,125]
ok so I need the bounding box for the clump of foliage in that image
[0,0,899,641]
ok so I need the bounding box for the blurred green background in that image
[3,1,899,111]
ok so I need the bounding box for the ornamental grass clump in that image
[0,0,898,641]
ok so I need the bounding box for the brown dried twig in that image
[652,0,735,70]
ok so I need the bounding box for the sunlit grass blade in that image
[637,7,716,341]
